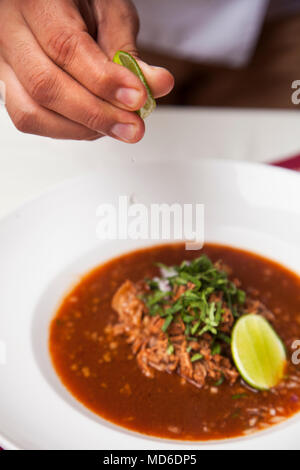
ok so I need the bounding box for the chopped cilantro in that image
[191,353,203,362]
[141,254,246,358]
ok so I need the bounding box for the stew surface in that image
[50,244,300,441]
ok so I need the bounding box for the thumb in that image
[137,60,175,99]
[92,0,174,99]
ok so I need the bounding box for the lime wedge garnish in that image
[113,50,156,119]
[231,314,286,390]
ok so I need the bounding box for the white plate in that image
[0,159,299,450]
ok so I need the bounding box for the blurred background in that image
[135,0,300,109]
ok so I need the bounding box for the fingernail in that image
[116,88,142,108]
[137,60,165,73]
[111,123,137,142]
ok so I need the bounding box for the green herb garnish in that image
[191,353,203,362]
[218,332,232,344]
[162,315,173,333]
[142,255,246,359]
[167,342,174,355]
[211,342,221,356]
[214,375,224,386]
[231,393,248,400]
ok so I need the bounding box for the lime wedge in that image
[231,314,286,390]
[113,50,156,119]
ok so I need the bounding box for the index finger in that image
[20,0,147,111]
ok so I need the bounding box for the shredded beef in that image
[111,280,240,388]
[110,271,276,389]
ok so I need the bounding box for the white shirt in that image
[134,0,296,67]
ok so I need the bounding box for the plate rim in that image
[0,157,299,450]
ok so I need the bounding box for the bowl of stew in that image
[0,158,299,449]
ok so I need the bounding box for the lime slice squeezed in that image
[231,314,286,390]
[113,50,156,119]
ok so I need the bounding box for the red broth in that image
[50,244,300,441]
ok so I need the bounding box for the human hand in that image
[0,0,174,141]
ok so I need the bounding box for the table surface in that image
[1,105,300,218]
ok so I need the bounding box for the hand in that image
[0,0,174,142]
